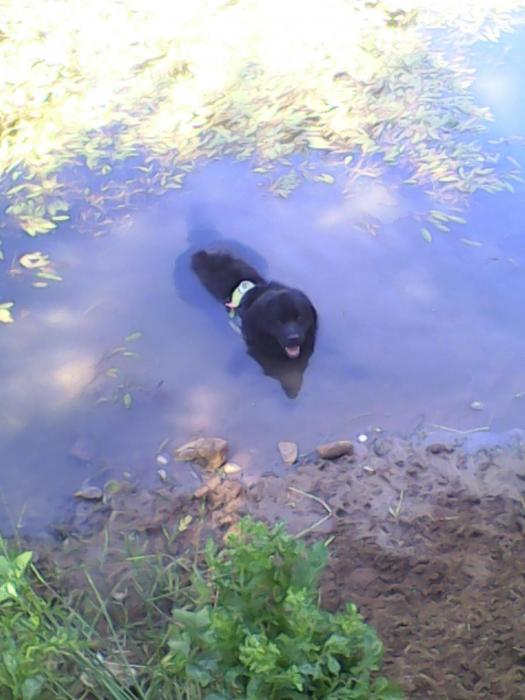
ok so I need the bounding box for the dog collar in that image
[226,280,255,317]
[226,280,255,334]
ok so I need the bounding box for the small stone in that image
[316,440,354,460]
[278,441,298,464]
[194,474,222,499]
[194,484,209,498]
[223,462,241,474]
[373,437,393,457]
[74,486,103,501]
[357,434,368,443]
[157,469,167,481]
[363,465,375,474]
[470,400,484,411]
[427,443,454,455]
[174,437,228,470]
[207,475,222,490]
[156,454,169,466]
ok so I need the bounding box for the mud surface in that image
[36,431,525,699]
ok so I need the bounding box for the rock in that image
[224,462,241,474]
[194,475,222,499]
[207,475,222,491]
[194,484,209,499]
[278,441,298,464]
[316,440,354,460]
[427,443,454,455]
[373,437,393,457]
[74,486,103,501]
[174,437,228,470]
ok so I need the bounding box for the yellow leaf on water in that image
[19,252,49,269]
[0,302,14,324]
[314,173,335,184]
[37,270,62,282]
[421,228,432,243]
[307,136,332,150]
[19,217,56,236]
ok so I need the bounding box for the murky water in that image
[2,31,525,533]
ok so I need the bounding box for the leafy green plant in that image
[0,549,73,699]
[163,519,403,699]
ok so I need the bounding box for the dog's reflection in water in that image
[248,337,315,398]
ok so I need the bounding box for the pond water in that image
[2,28,525,534]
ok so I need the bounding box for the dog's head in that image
[243,287,317,359]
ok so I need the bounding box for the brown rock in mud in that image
[278,441,298,464]
[174,437,228,470]
[427,443,454,455]
[316,440,354,460]
[194,475,222,499]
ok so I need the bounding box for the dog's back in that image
[191,250,265,301]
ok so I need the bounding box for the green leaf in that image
[14,551,32,575]
[172,607,210,631]
[22,676,45,700]
[125,331,143,342]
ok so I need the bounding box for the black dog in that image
[191,248,317,369]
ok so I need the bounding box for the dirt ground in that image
[37,430,525,699]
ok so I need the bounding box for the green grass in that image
[0,519,402,699]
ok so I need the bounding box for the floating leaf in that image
[19,252,49,269]
[307,136,331,150]
[0,302,14,324]
[18,217,56,236]
[460,238,482,248]
[36,271,62,282]
[314,173,335,184]
[125,331,143,342]
[420,228,432,243]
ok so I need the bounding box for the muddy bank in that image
[33,430,525,699]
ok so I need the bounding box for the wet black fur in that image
[191,249,317,361]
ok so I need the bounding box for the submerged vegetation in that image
[0,518,402,699]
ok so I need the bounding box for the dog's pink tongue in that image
[285,345,301,359]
